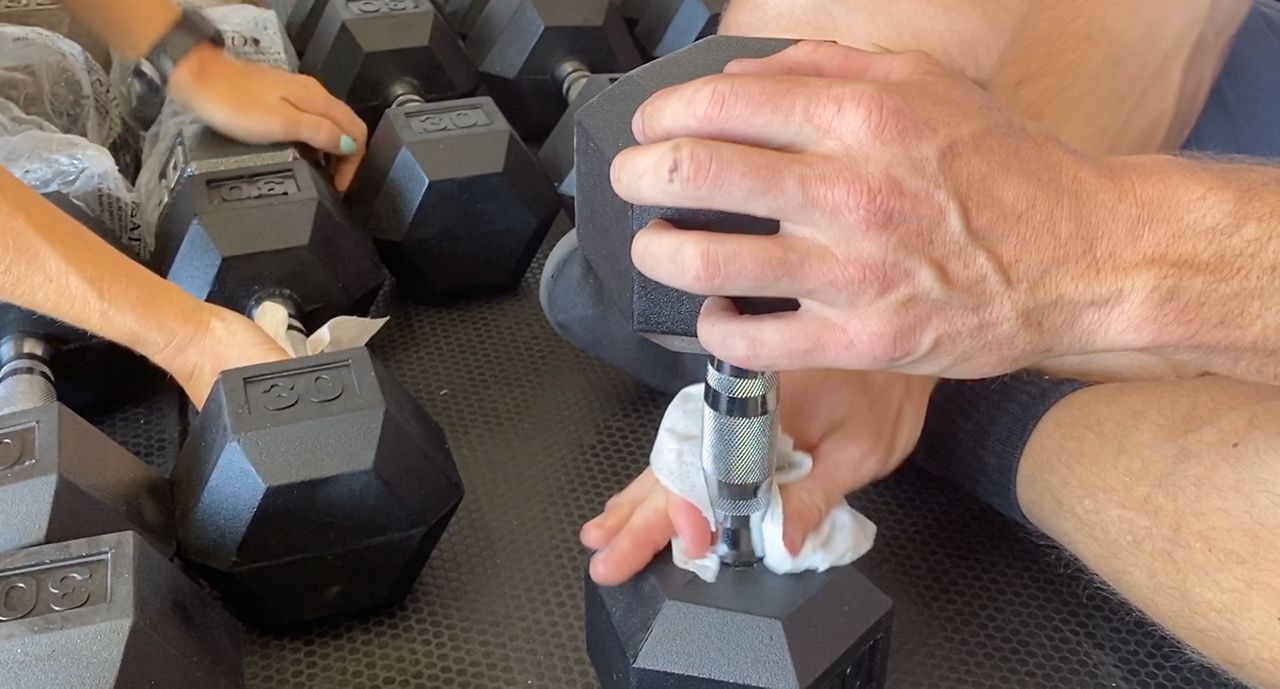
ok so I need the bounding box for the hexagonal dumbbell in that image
[0,330,170,556]
[150,125,465,628]
[151,124,385,331]
[173,323,464,628]
[465,0,643,140]
[574,35,895,688]
[0,532,244,689]
[300,0,479,130]
[347,96,561,300]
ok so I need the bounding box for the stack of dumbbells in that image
[1,1,894,688]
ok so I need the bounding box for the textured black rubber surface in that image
[88,228,1246,689]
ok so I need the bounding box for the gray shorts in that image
[542,1,1280,392]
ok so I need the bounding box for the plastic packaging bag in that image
[0,25,122,147]
[134,4,297,247]
[0,129,142,258]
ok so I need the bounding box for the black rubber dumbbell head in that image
[153,125,385,331]
[272,0,325,57]
[465,0,643,140]
[302,0,478,129]
[574,36,799,353]
[585,550,893,689]
[172,347,464,628]
[0,378,172,555]
[348,96,561,300]
[434,0,490,35]
[0,532,244,689]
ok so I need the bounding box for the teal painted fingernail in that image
[339,135,357,155]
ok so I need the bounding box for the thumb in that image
[779,478,833,556]
[668,494,714,559]
[777,424,886,555]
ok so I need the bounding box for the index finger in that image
[632,73,870,150]
[725,41,882,78]
[331,150,363,193]
[283,74,369,151]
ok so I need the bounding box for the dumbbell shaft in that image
[553,59,593,102]
[0,335,57,416]
[250,295,310,355]
[702,358,778,566]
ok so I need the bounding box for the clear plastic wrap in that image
[134,4,297,247]
[0,25,122,147]
[0,129,143,258]
[0,96,58,138]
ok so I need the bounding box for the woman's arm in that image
[0,168,287,407]
[63,0,181,59]
[63,0,369,191]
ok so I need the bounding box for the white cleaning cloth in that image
[651,383,878,583]
[253,301,389,358]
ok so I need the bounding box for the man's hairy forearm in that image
[1084,155,1280,385]
[63,0,181,58]
[992,0,1250,155]
[0,169,214,375]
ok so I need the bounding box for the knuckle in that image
[895,50,941,76]
[837,85,903,142]
[684,240,726,290]
[694,77,737,125]
[665,140,719,194]
[825,172,899,228]
[833,257,893,300]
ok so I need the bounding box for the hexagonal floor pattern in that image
[90,227,1245,689]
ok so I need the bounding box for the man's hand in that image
[613,41,1141,379]
[168,44,368,192]
[581,370,935,585]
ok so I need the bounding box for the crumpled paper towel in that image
[651,383,878,583]
[253,301,388,358]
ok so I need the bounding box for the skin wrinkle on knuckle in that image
[832,256,892,303]
[824,168,899,231]
[695,77,737,127]
[684,238,727,292]
[836,85,900,144]
[665,140,719,196]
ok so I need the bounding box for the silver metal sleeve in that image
[701,358,779,566]
[0,335,56,416]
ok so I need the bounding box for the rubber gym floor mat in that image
[90,236,1246,689]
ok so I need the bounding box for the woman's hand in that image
[168,43,368,192]
[153,304,291,409]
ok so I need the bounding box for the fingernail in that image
[339,135,357,155]
[631,107,645,143]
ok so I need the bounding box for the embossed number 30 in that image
[260,375,344,412]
